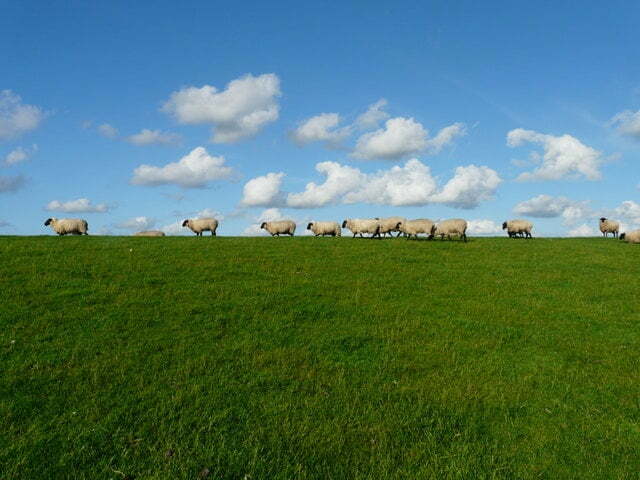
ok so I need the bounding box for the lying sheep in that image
[307,221,341,237]
[341,219,381,238]
[502,219,533,238]
[397,219,435,240]
[261,220,296,237]
[620,230,640,244]
[134,230,165,237]
[182,218,219,236]
[433,218,468,242]
[44,218,88,235]
[599,217,619,238]
[376,216,405,237]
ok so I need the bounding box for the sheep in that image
[182,218,219,236]
[307,221,341,237]
[261,220,296,237]
[44,218,88,236]
[502,219,533,239]
[134,230,165,237]
[341,219,381,238]
[397,219,435,240]
[433,218,468,242]
[375,216,405,237]
[599,217,619,238]
[620,230,640,244]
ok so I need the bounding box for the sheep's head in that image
[620,233,626,240]
[44,218,55,226]
[341,220,348,228]
[395,221,403,229]
[306,222,313,230]
[181,219,189,227]
[260,222,267,229]
[600,217,607,223]
[502,221,508,230]
[431,225,437,234]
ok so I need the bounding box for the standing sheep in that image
[599,218,619,238]
[502,219,533,239]
[375,217,405,237]
[182,218,219,236]
[620,230,640,244]
[433,219,468,242]
[307,221,341,237]
[134,230,165,237]
[397,219,435,240]
[44,218,89,235]
[341,219,381,238]
[261,220,296,237]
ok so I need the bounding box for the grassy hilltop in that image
[2,236,640,479]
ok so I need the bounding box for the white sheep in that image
[341,219,381,238]
[397,219,435,240]
[502,219,533,239]
[620,230,640,244]
[433,218,468,242]
[307,221,341,237]
[134,230,165,237]
[44,218,88,236]
[261,220,296,236]
[599,217,619,238]
[375,216,406,237]
[182,218,219,236]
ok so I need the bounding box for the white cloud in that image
[126,129,181,146]
[467,219,503,235]
[352,117,465,160]
[243,208,285,236]
[513,194,591,225]
[160,220,189,236]
[4,144,37,166]
[131,146,235,188]
[429,165,501,209]
[290,113,351,147]
[355,99,389,130]
[0,90,46,140]
[609,110,640,139]
[116,216,156,231]
[161,73,281,143]
[288,162,366,208]
[507,128,602,181]
[614,200,640,222]
[45,198,110,213]
[567,224,598,237]
[240,172,285,207]
[98,123,118,139]
[195,208,223,220]
[0,175,26,193]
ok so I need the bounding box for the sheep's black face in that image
[181,220,189,227]
[341,220,347,228]
[260,222,267,229]
[620,233,626,240]
[600,217,606,222]
[44,218,52,226]
[306,223,313,230]
[395,222,402,229]
[502,222,507,230]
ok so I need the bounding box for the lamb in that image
[620,230,640,244]
[182,218,219,236]
[599,217,619,238]
[307,221,341,237]
[134,230,165,237]
[433,218,468,242]
[375,216,405,237]
[341,219,381,238]
[44,218,88,235]
[397,219,435,240]
[502,219,533,238]
[261,220,296,237]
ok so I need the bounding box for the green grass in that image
[2,235,640,479]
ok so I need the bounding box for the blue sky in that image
[1,1,639,236]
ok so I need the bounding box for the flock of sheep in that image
[42,216,638,243]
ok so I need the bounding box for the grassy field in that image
[2,235,640,479]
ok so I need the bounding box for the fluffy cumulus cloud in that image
[161,73,281,143]
[352,118,465,160]
[567,224,598,237]
[131,146,235,188]
[126,129,181,146]
[45,198,110,213]
[243,208,285,236]
[614,200,640,221]
[507,129,602,181]
[513,194,591,225]
[246,159,500,209]
[467,219,503,235]
[98,123,118,139]
[195,208,223,220]
[609,110,640,139]
[355,99,389,130]
[240,172,285,207]
[3,144,37,166]
[0,90,46,140]
[116,216,156,231]
[290,113,351,147]
[0,174,26,193]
